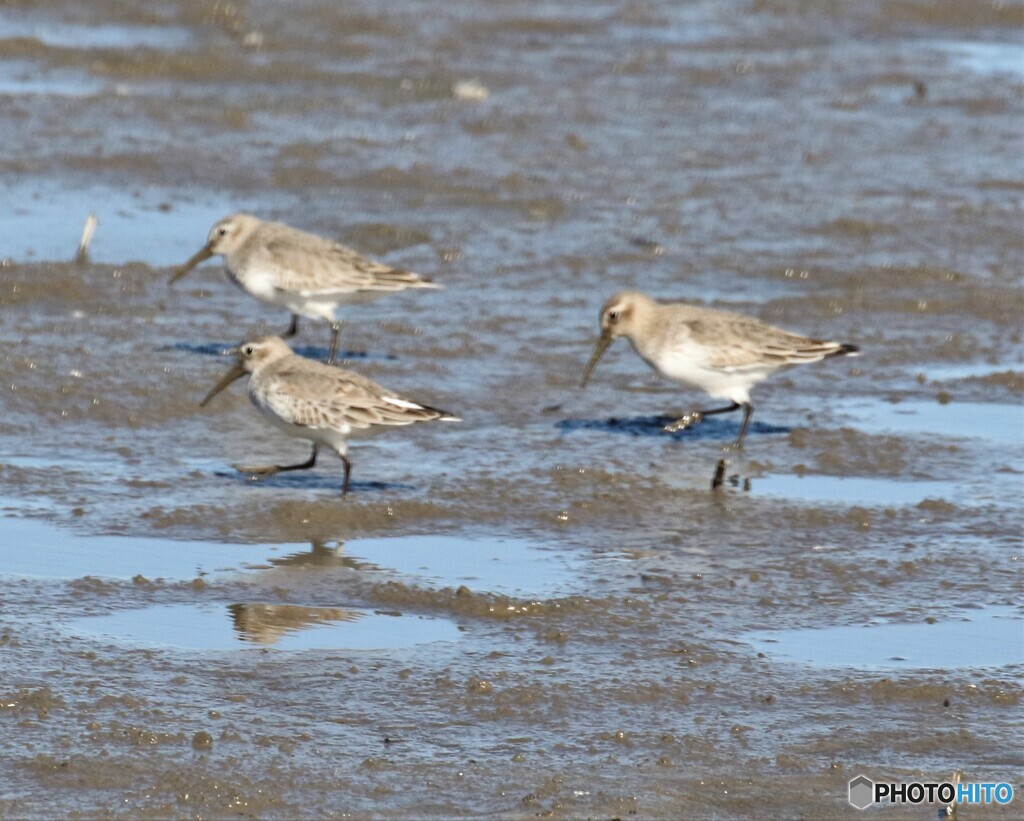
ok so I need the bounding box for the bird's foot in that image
[664,411,703,433]
[233,463,281,477]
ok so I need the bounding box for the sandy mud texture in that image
[0,0,1021,818]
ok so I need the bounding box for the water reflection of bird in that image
[199,336,460,494]
[170,213,440,363]
[581,291,859,450]
[267,540,381,573]
[228,602,361,645]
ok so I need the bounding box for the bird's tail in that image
[414,401,461,422]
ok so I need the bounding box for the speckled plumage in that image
[200,336,459,493]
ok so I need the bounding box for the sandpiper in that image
[171,214,439,363]
[200,336,459,494]
[580,291,858,449]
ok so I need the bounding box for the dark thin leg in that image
[663,401,741,434]
[235,444,318,477]
[282,314,299,338]
[327,322,342,364]
[733,403,754,449]
[711,458,727,490]
[340,454,352,496]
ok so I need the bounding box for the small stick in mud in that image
[74,213,98,264]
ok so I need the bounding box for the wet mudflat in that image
[0,0,1022,818]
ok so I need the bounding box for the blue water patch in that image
[0,509,577,595]
[745,606,1024,670]
[0,68,107,97]
[0,17,193,50]
[0,513,269,580]
[0,181,239,265]
[844,399,1024,445]
[939,41,1024,80]
[300,534,580,595]
[69,603,461,651]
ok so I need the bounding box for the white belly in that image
[225,261,341,322]
[641,342,771,405]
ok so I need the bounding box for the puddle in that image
[0,62,106,97]
[0,18,193,50]
[0,514,271,580]
[745,606,1024,669]
[0,512,577,595]
[937,41,1024,79]
[1,180,241,265]
[845,398,1024,445]
[69,603,461,651]
[269,534,579,596]
[753,474,960,506]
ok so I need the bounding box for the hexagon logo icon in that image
[848,775,874,810]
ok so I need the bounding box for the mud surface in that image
[0,1,1022,818]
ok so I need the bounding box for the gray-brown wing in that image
[262,231,433,296]
[262,367,451,431]
[687,315,848,369]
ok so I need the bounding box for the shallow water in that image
[71,603,462,651]
[1,0,1022,818]
[941,41,1024,79]
[0,17,193,51]
[0,509,577,595]
[1,179,235,264]
[746,606,1024,669]
[843,397,1024,444]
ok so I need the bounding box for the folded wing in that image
[262,366,456,431]
[265,235,436,297]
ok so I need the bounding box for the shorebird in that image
[170,214,439,363]
[580,291,858,449]
[200,336,459,494]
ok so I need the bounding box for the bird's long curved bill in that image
[200,362,245,407]
[169,244,213,284]
[580,333,613,389]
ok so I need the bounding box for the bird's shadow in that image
[161,342,397,362]
[213,469,413,494]
[159,342,234,357]
[556,414,789,441]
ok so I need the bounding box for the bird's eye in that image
[607,310,620,323]
[217,226,228,236]
[243,345,255,356]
